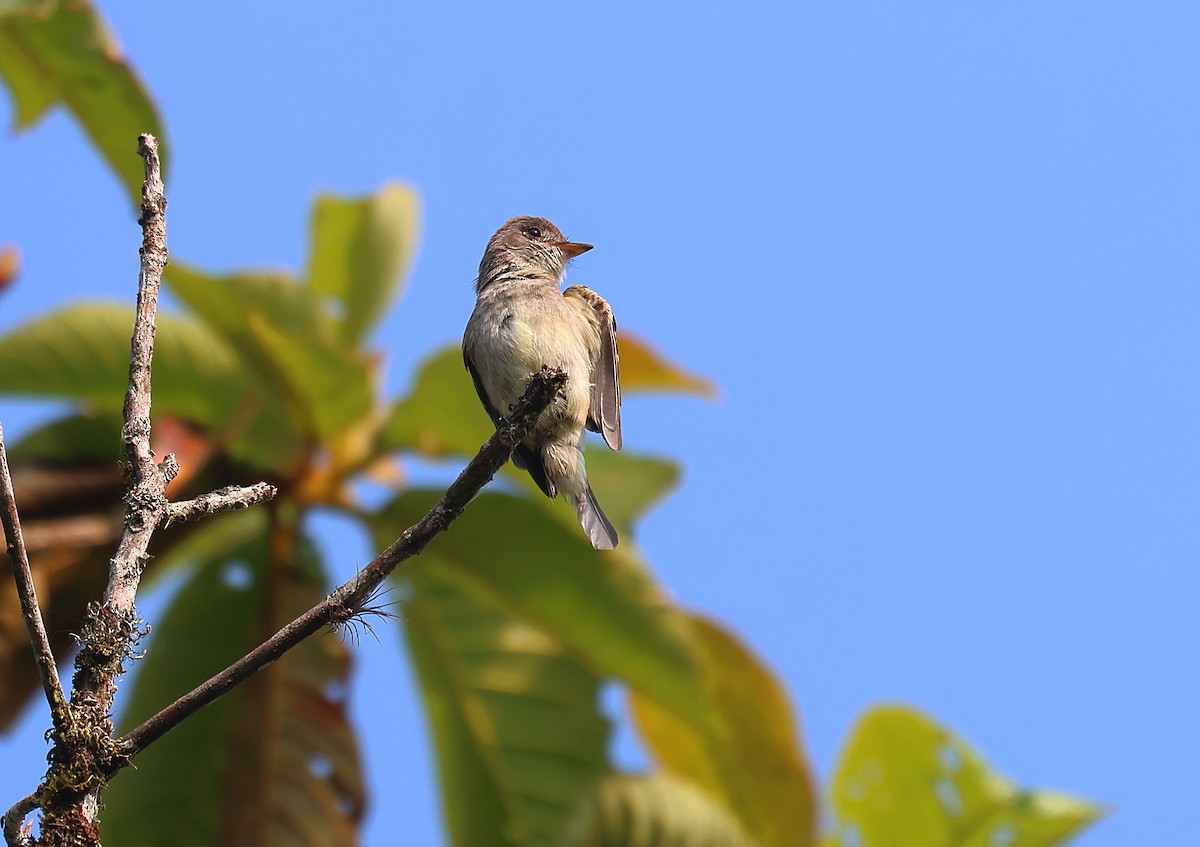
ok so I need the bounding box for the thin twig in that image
[163,482,278,525]
[0,423,70,733]
[1,792,39,847]
[115,366,567,761]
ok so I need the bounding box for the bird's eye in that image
[524,226,542,239]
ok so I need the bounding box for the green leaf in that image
[374,491,707,729]
[381,345,491,456]
[826,706,1103,847]
[304,183,421,345]
[631,614,817,847]
[247,312,373,443]
[619,333,715,397]
[582,449,680,538]
[103,528,364,846]
[402,563,609,847]
[5,409,122,462]
[165,263,327,341]
[166,262,373,445]
[564,774,761,847]
[0,302,249,426]
[0,0,166,208]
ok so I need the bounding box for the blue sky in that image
[2,2,1198,844]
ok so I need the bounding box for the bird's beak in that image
[556,241,594,258]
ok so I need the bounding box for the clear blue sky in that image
[2,3,1197,844]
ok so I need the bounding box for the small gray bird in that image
[463,216,622,549]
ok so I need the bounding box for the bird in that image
[462,216,622,549]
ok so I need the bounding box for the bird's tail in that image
[577,484,618,550]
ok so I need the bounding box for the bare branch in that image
[163,482,278,525]
[0,423,70,733]
[1,791,39,847]
[115,366,567,761]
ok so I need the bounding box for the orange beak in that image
[556,241,594,258]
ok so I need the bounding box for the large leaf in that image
[304,184,420,345]
[167,263,373,446]
[824,706,1102,847]
[248,312,373,444]
[0,0,166,208]
[102,525,364,846]
[375,491,707,729]
[617,333,715,397]
[0,301,300,470]
[0,302,248,425]
[631,614,816,847]
[381,345,490,457]
[563,774,760,847]
[402,563,609,847]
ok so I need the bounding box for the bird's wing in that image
[463,348,555,498]
[564,285,622,451]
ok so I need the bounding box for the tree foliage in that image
[0,2,1100,845]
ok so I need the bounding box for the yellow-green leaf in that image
[402,563,609,847]
[103,528,364,846]
[374,491,707,729]
[381,345,491,457]
[305,183,421,344]
[248,312,373,443]
[0,0,166,209]
[564,774,761,847]
[826,706,1103,847]
[166,262,373,446]
[0,302,248,426]
[631,614,816,847]
[619,333,715,397]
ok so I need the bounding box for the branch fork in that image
[1,134,562,846]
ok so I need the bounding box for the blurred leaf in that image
[0,302,249,426]
[305,183,420,345]
[167,262,373,447]
[619,333,715,397]
[0,244,17,296]
[0,0,166,208]
[402,563,609,847]
[374,490,707,729]
[5,409,122,462]
[247,312,373,443]
[165,263,327,341]
[825,706,1103,847]
[381,345,490,457]
[103,528,364,846]
[582,449,679,537]
[563,774,761,847]
[631,614,816,847]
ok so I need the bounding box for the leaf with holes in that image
[375,490,707,730]
[0,0,166,208]
[824,706,1103,847]
[304,183,421,345]
[631,614,817,847]
[102,528,364,846]
[401,562,609,847]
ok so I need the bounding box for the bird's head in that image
[476,216,592,292]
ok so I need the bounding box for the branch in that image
[163,482,278,525]
[1,792,38,847]
[7,135,279,847]
[115,366,567,761]
[0,423,70,733]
